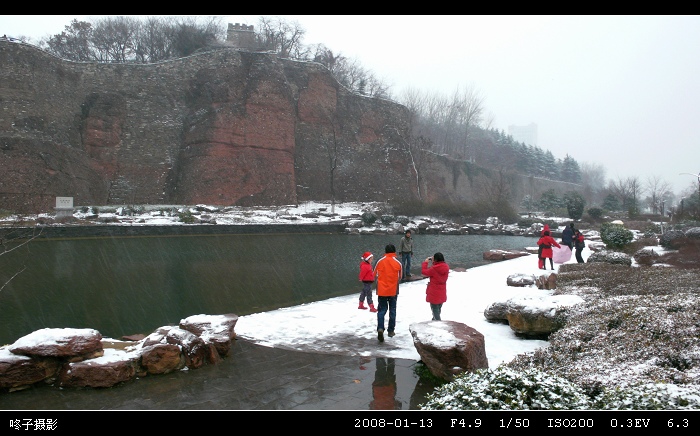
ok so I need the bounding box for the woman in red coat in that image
[537,230,561,270]
[421,252,449,321]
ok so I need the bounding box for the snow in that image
[234,245,590,367]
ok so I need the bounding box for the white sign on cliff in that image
[55,197,73,209]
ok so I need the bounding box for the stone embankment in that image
[0,314,238,392]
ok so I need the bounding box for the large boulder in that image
[535,272,557,290]
[139,343,185,375]
[8,328,103,361]
[57,350,139,388]
[409,321,488,381]
[484,293,584,338]
[180,313,238,357]
[506,273,536,287]
[0,348,61,391]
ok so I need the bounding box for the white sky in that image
[2,15,699,197]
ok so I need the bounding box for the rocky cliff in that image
[0,41,416,213]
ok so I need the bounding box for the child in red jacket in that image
[358,251,377,312]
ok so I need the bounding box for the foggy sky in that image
[2,15,699,198]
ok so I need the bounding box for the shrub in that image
[380,214,395,225]
[420,366,590,410]
[600,222,634,248]
[361,211,377,226]
[587,207,604,220]
[563,191,585,220]
[517,218,539,228]
[659,230,686,249]
[420,366,700,410]
[178,210,195,223]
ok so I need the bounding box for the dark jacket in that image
[562,226,574,247]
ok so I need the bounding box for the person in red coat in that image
[421,252,449,321]
[537,230,561,270]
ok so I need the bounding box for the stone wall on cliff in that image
[0,41,416,213]
[0,41,576,214]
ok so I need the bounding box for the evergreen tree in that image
[560,154,582,183]
[539,189,560,212]
[601,194,621,211]
[563,191,585,220]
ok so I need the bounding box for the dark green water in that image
[0,232,536,345]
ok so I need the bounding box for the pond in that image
[0,232,537,345]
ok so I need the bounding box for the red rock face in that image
[175,59,299,206]
[81,93,126,179]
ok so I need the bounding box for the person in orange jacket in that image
[537,230,561,270]
[358,251,377,312]
[421,252,449,321]
[373,244,402,342]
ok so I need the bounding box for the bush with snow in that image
[599,222,634,248]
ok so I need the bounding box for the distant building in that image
[227,23,256,49]
[508,123,538,146]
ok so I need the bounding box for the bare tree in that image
[610,176,644,216]
[307,43,391,98]
[41,16,225,63]
[91,16,139,62]
[453,85,485,160]
[397,85,484,161]
[256,16,306,58]
[645,175,673,214]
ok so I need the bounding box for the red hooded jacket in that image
[421,260,449,304]
[537,234,561,259]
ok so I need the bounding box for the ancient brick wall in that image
[0,41,416,213]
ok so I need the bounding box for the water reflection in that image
[370,357,402,410]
